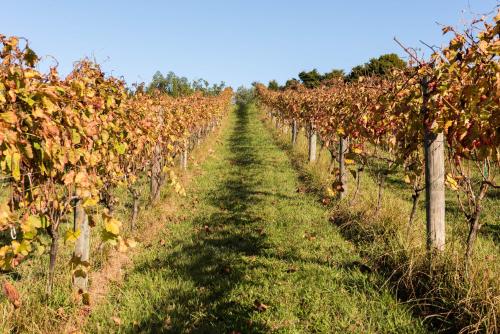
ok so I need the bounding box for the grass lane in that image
[87,104,426,333]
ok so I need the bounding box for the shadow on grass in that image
[124,104,272,333]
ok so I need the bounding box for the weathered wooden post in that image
[150,106,163,203]
[150,143,162,203]
[291,119,298,145]
[422,77,445,252]
[73,198,90,292]
[338,136,348,199]
[130,188,139,229]
[181,140,188,170]
[308,121,317,162]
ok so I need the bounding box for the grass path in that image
[86,105,427,333]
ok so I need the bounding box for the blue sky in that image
[1,1,498,88]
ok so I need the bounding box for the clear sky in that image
[1,1,498,88]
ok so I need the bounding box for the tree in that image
[235,86,255,106]
[298,69,322,88]
[322,69,345,81]
[347,53,406,81]
[208,81,226,96]
[284,78,300,89]
[192,78,210,92]
[147,71,193,96]
[268,80,279,91]
[147,72,225,97]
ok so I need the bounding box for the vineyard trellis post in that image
[73,198,90,292]
[150,106,164,203]
[291,119,298,145]
[181,140,188,170]
[130,188,140,229]
[308,121,317,162]
[422,77,446,253]
[338,136,348,199]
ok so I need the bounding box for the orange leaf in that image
[2,281,21,308]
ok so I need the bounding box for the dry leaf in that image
[2,281,21,308]
[254,299,268,312]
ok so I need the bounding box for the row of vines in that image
[0,34,233,297]
[256,12,498,265]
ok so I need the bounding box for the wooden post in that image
[291,119,298,145]
[150,107,163,203]
[181,142,188,170]
[422,77,445,252]
[46,226,59,295]
[73,198,90,292]
[424,131,446,252]
[150,143,162,203]
[130,188,139,229]
[338,136,348,199]
[308,121,316,162]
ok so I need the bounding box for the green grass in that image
[86,104,426,333]
[0,171,165,333]
[263,108,499,333]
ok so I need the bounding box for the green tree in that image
[284,78,300,89]
[147,72,225,96]
[347,53,406,81]
[322,69,345,81]
[298,69,322,88]
[208,81,226,96]
[235,86,255,106]
[268,80,279,91]
[147,71,193,97]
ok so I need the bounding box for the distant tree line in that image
[267,53,406,90]
[147,71,226,96]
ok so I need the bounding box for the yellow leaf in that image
[445,173,459,191]
[118,242,128,253]
[71,129,81,144]
[0,111,18,124]
[21,215,41,234]
[41,96,56,113]
[65,229,81,243]
[11,152,21,181]
[82,197,98,208]
[125,238,138,248]
[352,147,362,154]
[444,120,453,132]
[0,201,11,227]
[105,219,121,235]
[326,187,336,197]
[11,240,31,256]
[478,40,488,53]
[101,130,110,143]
